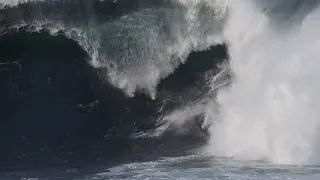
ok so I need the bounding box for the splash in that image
[205,0,320,165]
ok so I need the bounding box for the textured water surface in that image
[3,155,320,180]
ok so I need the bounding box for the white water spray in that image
[205,0,320,165]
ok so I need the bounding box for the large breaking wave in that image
[0,0,227,170]
[1,0,320,170]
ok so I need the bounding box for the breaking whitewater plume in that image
[204,0,320,165]
[1,0,320,173]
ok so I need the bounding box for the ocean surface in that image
[3,155,320,179]
[1,0,320,179]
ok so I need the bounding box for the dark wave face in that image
[0,26,227,170]
[0,1,228,172]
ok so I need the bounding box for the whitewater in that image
[2,0,320,179]
[204,0,320,165]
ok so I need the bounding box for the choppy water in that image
[3,154,320,180]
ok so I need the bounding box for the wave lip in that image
[1,0,225,99]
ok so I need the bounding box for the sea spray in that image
[206,0,320,165]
